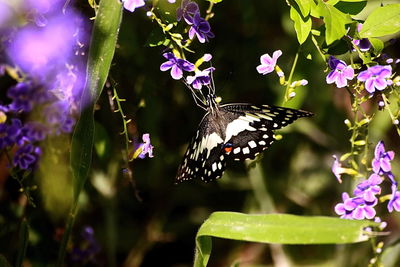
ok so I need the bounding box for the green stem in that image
[311,35,326,62]
[112,87,131,156]
[283,52,299,103]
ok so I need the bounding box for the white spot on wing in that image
[259,140,266,145]
[242,147,250,154]
[212,162,217,172]
[233,147,241,154]
[248,141,257,148]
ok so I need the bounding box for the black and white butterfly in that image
[176,74,312,183]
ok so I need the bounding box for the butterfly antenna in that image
[182,79,207,110]
[209,63,216,96]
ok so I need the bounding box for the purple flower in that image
[372,140,395,175]
[23,122,48,142]
[7,82,35,113]
[352,24,371,52]
[122,0,145,12]
[186,67,215,90]
[0,119,23,150]
[334,192,359,219]
[70,226,101,264]
[13,144,41,170]
[256,50,282,75]
[6,14,80,78]
[0,1,12,28]
[353,173,383,202]
[187,12,214,43]
[335,192,377,220]
[357,65,392,94]
[388,190,400,212]
[332,155,344,183]
[351,201,377,220]
[43,101,75,134]
[160,52,195,80]
[138,133,154,159]
[326,56,354,88]
[177,0,199,24]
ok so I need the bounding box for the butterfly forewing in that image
[220,104,312,161]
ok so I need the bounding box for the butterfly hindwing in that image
[176,113,228,183]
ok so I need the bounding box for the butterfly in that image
[176,74,312,183]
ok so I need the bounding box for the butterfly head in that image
[206,94,219,113]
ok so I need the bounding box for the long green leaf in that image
[194,212,377,267]
[57,0,123,265]
[359,4,400,38]
[71,0,123,202]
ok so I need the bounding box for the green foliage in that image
[359,4,400,38]
[290,6,312,44]
[60,0,123,264]
[194,212,377,267]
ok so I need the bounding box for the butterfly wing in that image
[176,113,228,183]
[176,103,312,183]
[220,104,313,161]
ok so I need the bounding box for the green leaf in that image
[71,0,123,203]
[369,37,384,55]
[359,4,400,38]
[94,121,111,162]
[194,212,376,267]
[315,0,352,45]
[59,0,123,265]
[0,255,12,267]
[293,0,311,17]
[16,218,29,267]
[334,0,367,16]
[290,6,312,44]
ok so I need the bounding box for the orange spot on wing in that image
[224,147,232,153]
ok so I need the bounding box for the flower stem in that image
[283,51,299,103]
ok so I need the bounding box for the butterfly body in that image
[176,95,312,183]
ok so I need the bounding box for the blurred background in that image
[1,0,400,266]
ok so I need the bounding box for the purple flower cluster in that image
[334,141,400,220]
[70,226,101,264]
[158,1,215,88]
[177,0,214,43]
[326,55,394,94]
[0,2,88,170]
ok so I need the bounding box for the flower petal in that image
[170,64,183,80]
